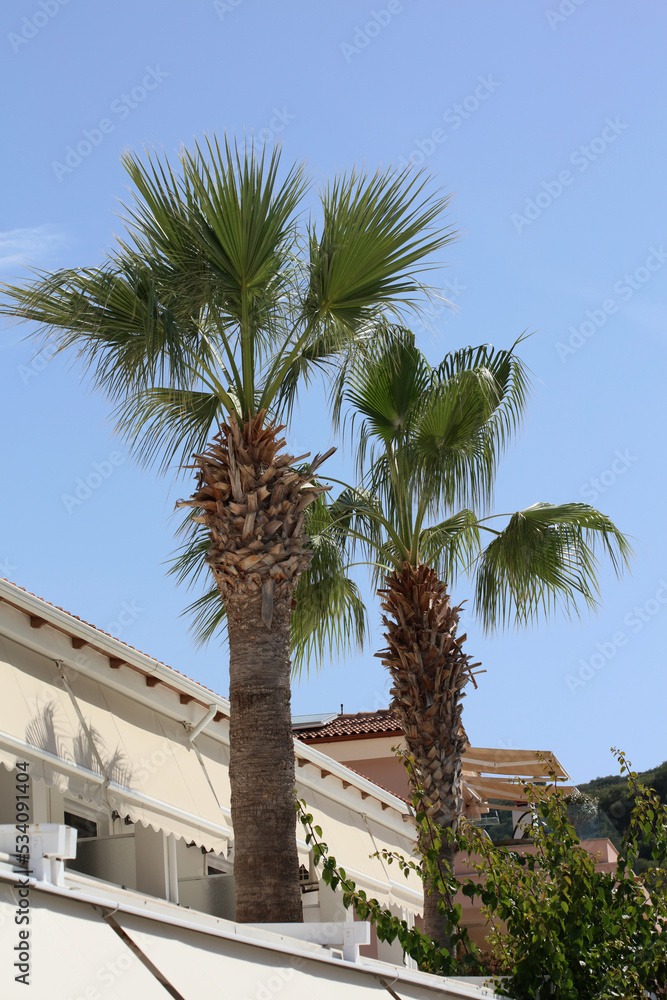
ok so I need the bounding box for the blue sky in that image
[1,1,665,783]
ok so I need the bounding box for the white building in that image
[0,579,501,998]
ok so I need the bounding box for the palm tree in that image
[0,139,457,923]
[330,327,631,946]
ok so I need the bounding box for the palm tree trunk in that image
[378,563,478,950]
[178,411,332,923]
[227,588,302,922]
[422,838,458,949]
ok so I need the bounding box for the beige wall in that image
[309,736,403,763]
[303,736,411,798]
[343,757,411,800]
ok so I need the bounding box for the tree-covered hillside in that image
[579,759,667,872]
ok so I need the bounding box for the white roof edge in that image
[0,580,412,824]
[294,739,412,817]
[0,578,230,715]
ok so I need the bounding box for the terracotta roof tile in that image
[294,708,470,747]
[294,710,402,741]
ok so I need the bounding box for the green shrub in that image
[299,749,667,997]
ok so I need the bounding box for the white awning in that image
[0,882,169,999]
[463,747,569,779]
[0,635,232,855]
[461,747,570,807]
[0,622,426,913]
[115,910,488,999]
[0,873,499,1000]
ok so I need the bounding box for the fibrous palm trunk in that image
[378,563,479,949]
[179,410,332,923]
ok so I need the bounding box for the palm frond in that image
[164,512,229,647]
[291,495,370,675]
[474,502,633,631]
[432,336,532,462]
[122,137,308,310]
[418,509,481,583]
[122,137,310,417]
[342,327,429,456]
[167,516,212,591]
[268,321,346,422]
[180,587,228,647]
[305,168,456,332]
[328,487,400,563]
[114,387,223,474]
[264,165,458,415]
[411,368,499,513]
[410,338,532,514]
[0,263,210,401]
[337,326,631,638]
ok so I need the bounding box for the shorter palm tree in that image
[331,327,631,946]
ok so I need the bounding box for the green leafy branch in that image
[298,747,667,996]
[295,795,484,976]
[460,750,667,999]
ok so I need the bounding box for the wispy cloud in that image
[0,225,66,274]
[0,558,18,578]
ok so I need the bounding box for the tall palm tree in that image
[0,139,457,923]
[330,327,631,946]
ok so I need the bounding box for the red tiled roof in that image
[295,708,470,747]
[294,710,402,741]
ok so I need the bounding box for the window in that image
[299,860,319,893]
[64,810,98,840]
[205,854,233,877]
